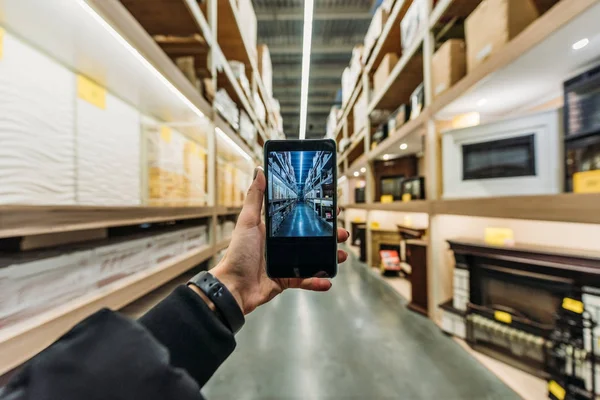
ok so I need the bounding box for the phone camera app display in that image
[267,151,334,237]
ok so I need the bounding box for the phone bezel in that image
[263,139,338,278]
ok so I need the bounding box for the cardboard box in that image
[341,67,352,105]
[465,0,538,71]
[432,39,466,98]
[401,0,426,50]
[257,44,272,98]
[353,93,368,135]
[373,53,399,96]
[364,6,389,61]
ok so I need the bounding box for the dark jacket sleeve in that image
[0,285,236,400]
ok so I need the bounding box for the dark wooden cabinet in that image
[406,239,428,316]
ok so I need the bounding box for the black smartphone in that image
[264,139,337,278]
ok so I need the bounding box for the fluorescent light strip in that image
[298,0,315,139]
[76,0,206,120]
[216,127,253,162]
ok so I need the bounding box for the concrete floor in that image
[276,202,333,237]
[203,251,521,400]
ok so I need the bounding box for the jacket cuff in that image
[140,285,236,386]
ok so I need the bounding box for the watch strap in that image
[187,271,245,334]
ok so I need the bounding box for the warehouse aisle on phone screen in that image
[277,202,332,237]
[202,249,520,400]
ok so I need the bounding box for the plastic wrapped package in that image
[184,140,208,206]
[254,92,266,123]
[239,111,257,145]
[151,230,186,265]
[183,226,210,252]
[215,89,240,130]
[229,61,251,97]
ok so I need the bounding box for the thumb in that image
[237,166,266,227]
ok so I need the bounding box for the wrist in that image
[210,265,246,315]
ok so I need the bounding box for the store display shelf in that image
[270,201,295,216]
[344,201,432,213]
[367,30,425,113]
[215,238,232,253]
[432,193,600,225]
[364,0,410,74]
[216,206,242,216]
[0,205,215,239]
[430,0,597,119]
[217,0,275,128]
[346,153,368,177]
[0,0,212,125]
[334,80,363,138]
[368,110,429,161]
[0,245,215,375]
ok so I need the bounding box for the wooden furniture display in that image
[406,239,428,316]
[370,229,402,268]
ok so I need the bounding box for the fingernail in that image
[253,166,263,180]
[345,229,350,237]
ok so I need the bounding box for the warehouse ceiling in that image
[253,0,374,138]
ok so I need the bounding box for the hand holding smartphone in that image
[264,139,337,278]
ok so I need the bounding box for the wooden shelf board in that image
[430,0,597,118]
[333,81,363,138]
[368,32,424,113]
[216,206,242,216]
[214,114,257,161]
[365,0,411,73]
[368,110,429,161]
[346,153,369,177]
[343,201,432,213]
[429,0,483,29]
[0,206,215,239]
[0,245,215,375]
[432,193,600,225]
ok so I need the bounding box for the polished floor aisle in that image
[203,250,520,399]
[276,202,333,237]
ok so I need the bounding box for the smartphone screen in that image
[264,139,337,278]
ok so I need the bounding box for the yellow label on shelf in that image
[562,297,584,314]
[0,27,5,60]
[380,195,394,203]
[402,193,412,202]
[403,215,412,227]
[160,126,172,143]
[494,311,512,324]
[484,227,514,246]
[370,221,380,229]
[77,75,106,109]
[548,380,565,400]
[573,170,600,193]
[352,217,363,223]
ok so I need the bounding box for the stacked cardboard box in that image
[183,140,207,206]
[257,44,272,98]
[373,53,399,97]
[465,0,538,71]
[432,39,466,99]
[400,0,426,50]
[354,92,368,135]
[364,6,390,61]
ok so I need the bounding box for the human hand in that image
[210,166,349,315]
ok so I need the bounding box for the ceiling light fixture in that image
[353,171,359,177]
[298,0,315,139]
[76,0,206,120]
[572,38,589,50]
[399,143,408,150]
[360,167,366,173]
[216,128,253,162]
[383,154,390,161]
[477,98,487,106]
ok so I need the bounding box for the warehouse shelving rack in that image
[0,0,279,375]
[331,0,600,324]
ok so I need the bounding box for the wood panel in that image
[0,206,214,239]
[371,51,423,112]
[120,0,205,37]
[0,245,217,375]
[343,200,432,214]
[433,194,600,224]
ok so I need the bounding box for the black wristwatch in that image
[187,271,245,334]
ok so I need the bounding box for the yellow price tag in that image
[574,170,600,193]
[485,227,514,246]
[160,126,172,143]
[380,195,394,203]
[402,193,412,202]
[548,380,565,400]
[77,75,106,109]
[562,297,584,314]
[494,311,512,324]
[352,217,362,223]
[0,27,5,60]
[370,221,380,229]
